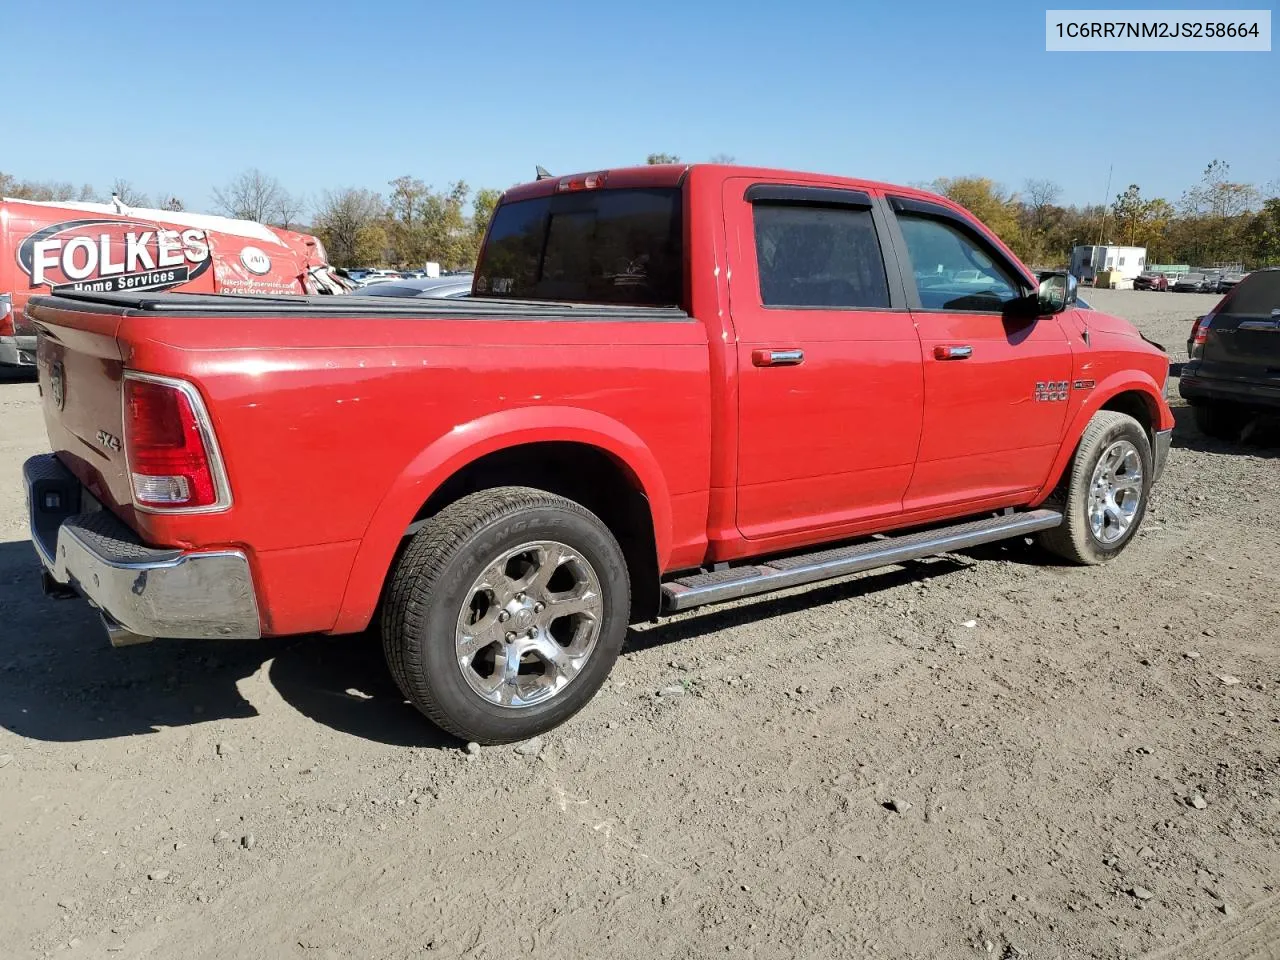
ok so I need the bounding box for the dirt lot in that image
[1,289,1276,960]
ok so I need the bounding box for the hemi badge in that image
[1072,379,1096,390]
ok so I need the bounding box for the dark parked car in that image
[1212,272,1245,294]
[1181,268,1280,438]
[1173,272,1211,293]
[1133,272,1169,291]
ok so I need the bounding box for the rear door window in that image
[474,188,682,305]
[752,203,890,309]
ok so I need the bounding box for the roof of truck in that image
[500,163,957,206]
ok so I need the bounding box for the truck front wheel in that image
[1038,411,1153,565]
[382,486,630,744]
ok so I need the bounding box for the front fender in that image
[330,406,673,634]
[1032,370,1173,504]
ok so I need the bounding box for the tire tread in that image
[1038,411,1151,565]
[381,486,626,741]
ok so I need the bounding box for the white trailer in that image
[1070,245,1147,283]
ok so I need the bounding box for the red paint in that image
[27,164,1174,637]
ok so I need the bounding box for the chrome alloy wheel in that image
[1087,439,1144,544]
[455,541,604,708]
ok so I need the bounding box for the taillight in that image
[0,293,12,338]
[557,171,607,192]
[123,373,230,512]
[1189,313,1214,358]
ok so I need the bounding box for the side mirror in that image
[1036,272,1072,314]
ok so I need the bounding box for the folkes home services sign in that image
[17,218,212,294]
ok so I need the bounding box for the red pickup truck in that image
[22,163,1174,743]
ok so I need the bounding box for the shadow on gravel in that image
[1171,405,1280,457]
[625,555,971,653]
[0,539,458,749]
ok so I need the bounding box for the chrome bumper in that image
[24,454,261,644]
[1153,427,1173,483]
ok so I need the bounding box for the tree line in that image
[5,156,1278,271]
[921,159,1279,269]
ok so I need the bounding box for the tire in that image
[1038,411,1153,565]
[382,486,630,744]
[1192,402,1248,441]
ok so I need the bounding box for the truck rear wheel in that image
[382,486,630,744]
[1038,411,1153,565]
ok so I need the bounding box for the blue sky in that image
[6,0,1277,213]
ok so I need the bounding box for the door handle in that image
[752,348,805,367]
[933,345,973,361]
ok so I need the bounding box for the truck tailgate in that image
[32,306,135,519]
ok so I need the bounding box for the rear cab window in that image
[1217,270,1280,318]
[473,188,683,306]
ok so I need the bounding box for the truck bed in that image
[28,290,691,322]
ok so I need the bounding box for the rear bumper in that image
[24,454,261,642]
[0,334,36,367]
[1179,372,1280,410]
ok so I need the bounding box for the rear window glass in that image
[752,204,890,309]
[1219,271,1280,316]
[474,188,683,306]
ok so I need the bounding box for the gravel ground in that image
[0,290,1276,960]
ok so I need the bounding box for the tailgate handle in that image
[1238,320,1280,332]
[933,345,973,360]
[752,348,805,367]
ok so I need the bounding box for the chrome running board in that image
[661,509,1063,613]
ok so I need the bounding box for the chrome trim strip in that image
[122,370,234,515]
[1152,427,1173,483]
[661,510,1063,613]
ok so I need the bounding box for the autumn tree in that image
[313,188,386,266]
[1022,179,1061,234]
[109,178,149,208]
[472,187,501,244]
[274,191,306,230]
[212,168,301,225]
[931,176,1021,247]
[1243,198,1280,266]
[3,172,99,203]
[1110,185,1149,245]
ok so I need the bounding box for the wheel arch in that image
[331,407,671,634]
[1033,374,1170,504]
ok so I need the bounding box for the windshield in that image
[473,187,684,306]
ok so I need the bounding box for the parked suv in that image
[1174,273,1210,293]
[1181,268,1280,438]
